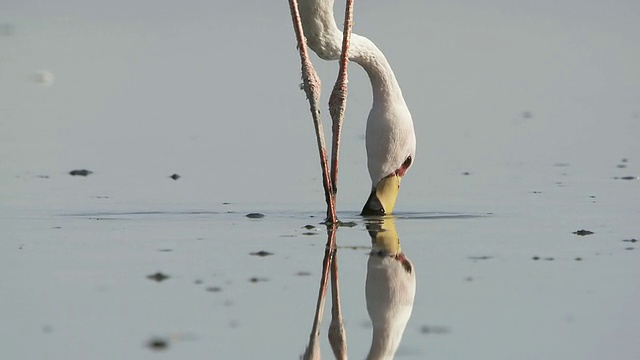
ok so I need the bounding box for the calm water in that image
[2,1,640,359]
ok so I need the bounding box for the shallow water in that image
[2,1,640,359]
[2,167,639,359]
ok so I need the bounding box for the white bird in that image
[297,0,416,215]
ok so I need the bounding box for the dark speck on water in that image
[249,277,268,283]
[575,257,583,261]
[206,286,222,292]
[169,173,180,180]
[532,256,540,260]
[622,239,638,243]
[420,325,451,335]
[302,232,319,236]
[147,272,169,282]
[337,221,357,228]
[147,337,169,351]
[544,257,555,261]
[573,229,594,236]
[246,213,265,219]
[295,271,311,276]
[69,169,92,176]
[303,224,316,230]
[615,176,638,180]
[250,250,273,257]
[468,256,493,261]
[461,171,470,176]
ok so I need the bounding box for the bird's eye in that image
[402,156,412,168]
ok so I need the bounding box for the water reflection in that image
[301,217,416,359]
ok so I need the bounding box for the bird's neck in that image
[351,34,406,106]
[366,325,405,360]
[298,0,406,106]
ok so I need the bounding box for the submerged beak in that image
[361,174,401,216]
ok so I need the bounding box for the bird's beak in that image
[361,174,401,216]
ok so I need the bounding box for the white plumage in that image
[297,0,416,187]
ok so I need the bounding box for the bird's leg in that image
[288,0,337,224]
[328,247,347,359]
[328,0,355,197]
[301,226,338,360]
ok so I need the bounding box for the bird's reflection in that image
[301,217,416,360]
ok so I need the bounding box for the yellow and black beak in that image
[361,174,401,216]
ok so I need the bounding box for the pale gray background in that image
[1,1,639,359]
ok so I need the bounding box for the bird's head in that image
[361,154,413,216]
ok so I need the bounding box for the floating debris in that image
[622,239,638,243]
[169,173,180,180]
[69,169,92,176]
[573,229,594,236]
[206,286,222,292]
[246,213,265,219]
[614,176,639,180]
[461,171,470,176]
[420,325,450,335]
[295,271,311,276]
[250,250,273,257]
[575,257,583,261]
[303,224,316,230]
[468,255,493,261]
[532,256,540,261]
[222,202,231,205]
[146,337,169,351]
[146,272,169,282]
[248,277,268,283]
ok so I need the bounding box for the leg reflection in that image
[301,226,338,360]
[328,250,347,359]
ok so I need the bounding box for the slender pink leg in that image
[328,0,355,197]
[288,0,337,224]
